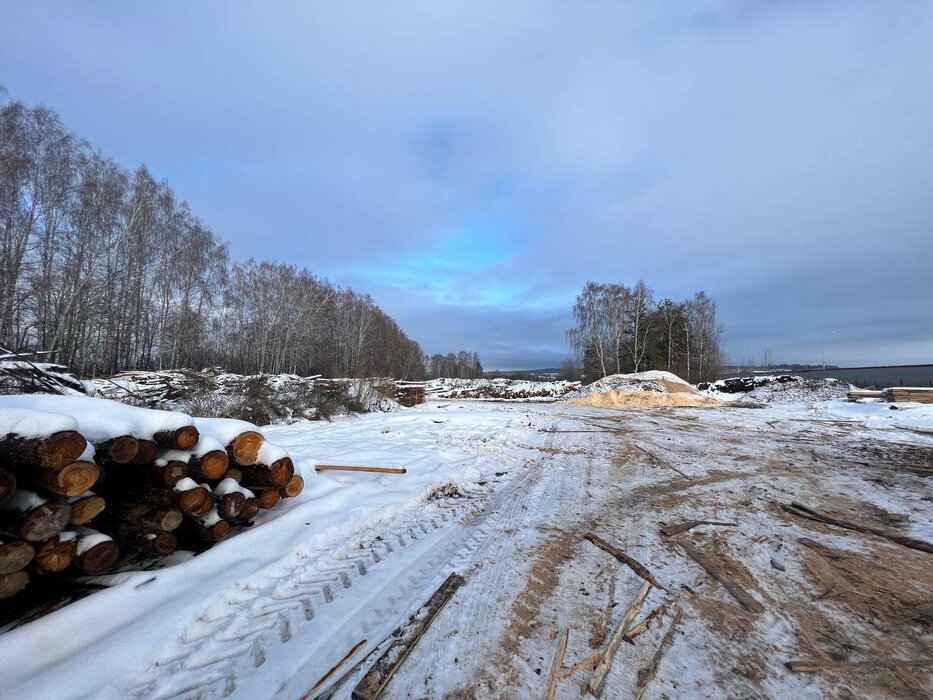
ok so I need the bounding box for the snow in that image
[426,377,579,401]
[172,477,200,492]
[193,416,260,446]
[213,478,254,499]
[0,395,194,441]
[0,406,78,439]
[72,527,113,555]
[699,375,853,404]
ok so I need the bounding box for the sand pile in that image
[562,370,722,408]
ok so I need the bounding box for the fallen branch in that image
[660,520,737,537]
[558,650,603,681]
[635,608,684,700]
[352,572,464,699]
[633,444,691,479]
[316,465,407,475]
[780,502,933,555]
[786,659,933,673]
[588,580,653,697]
[543,628,568,700]
[678,540,764,613]
[584,533,666,590]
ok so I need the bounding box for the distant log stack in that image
[882,387,933,404]
[846,389,883,402]
[396,381,427,408]
[0,396,301,603]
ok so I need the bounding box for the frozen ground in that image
[0,398,931,699]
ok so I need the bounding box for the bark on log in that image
[0,468,15,505]
[145,461,188,487]
[226,431,264,466]
[110,521,177,555]
[125,484,210,515]
[217,492,245,519]
[0,570,28,599]
[258,488,281,510]
[180,510,229,541]
[0,539,34,574]
[188,450,228,481]
[35,461,100,496]
[68,494,106,526]
[0,494,71,542]
[108,501,184,531]
[239,459,294,488]
[152,425,199,451]
[93,436,139,464]
[0,431,87,471]
[33,537,77,573]
[281,474,304,498]
[130,439,157,465]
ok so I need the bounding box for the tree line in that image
[424,351,484,379]
[0,91,476,380]
[566,281,723,383]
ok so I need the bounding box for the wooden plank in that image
[635,608,684,700]
[659,520,737,537]
[315,465,407,475]
[584,533,666,590]
[352,572,464,700]
[781,502,933,554]
[678,540,764,613]
[558,650,603,681]
[786,659,933,673]
[588,580,652,697]
[543,628,568,700]
[303,638,368,699]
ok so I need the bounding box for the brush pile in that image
[0,395,302,601]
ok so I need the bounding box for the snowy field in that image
[0,396,931,698]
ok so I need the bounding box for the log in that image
[33,537,77,573]
[110,522,177,555]
[216,492,245,520]
[544,628,569,700]
[635,608,684,700]
[72,527,120,574]
[35,461,100,496]
[152,425,199,451]
[584,533,666,590]
[0,467,15,505]
[352,573,464,700]
[238,497,261,521]
[258,488,281,510]
[588,580,653,697]
[130,439,157,465]
[93,435,139,464]
[125,484,210,515]
[189,488,215,517]
[68,493,106,525]
[226,431,264,466]
[678,540,765,613]
[239,459,294,488]
[145,460,188,487]
[659,520,738,537]
[0,570,28,599]
[108,501,184,532]
[181,509,229,541]
[0,493,71,542]
[781,502,933,554]
[188,450,229,481]
[281,474,304,498]
[786,659,933,673]
[0,539,34,574]
[0,431,86,471]
[315,465,407,475]
[224,467,242,484]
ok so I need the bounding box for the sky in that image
[1,1,931,370]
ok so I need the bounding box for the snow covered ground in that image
[1,397,931,699]
[426,377,579,401]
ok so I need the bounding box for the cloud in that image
[1,0,931,368]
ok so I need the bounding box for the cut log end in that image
[38,461,101,496]
[0,540,35,575]
[131,440,157,465]
[228,431,264,466]
[75,540,121,574]
[37,431,88,470]
[153,426,199,451]
[0,570,28,599]
[20,502,72,542]
[196,450,229,480]
[218,492,246,519]
[70,495,106,525]
[98,435,139,464]
[147,532,177,556]
[34,538,77,573]
[239,498,261,521]
[259,489,281,509]
[281,474,304,498]
[177,486,211,515]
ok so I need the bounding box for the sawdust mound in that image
[562,371,722,408]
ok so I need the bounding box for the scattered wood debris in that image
[678,540,765,613]
[584,532,666,590]
[635,607,684,700]
[543,628,568,700]
[786,659,933,673]
[588,580,653,697]
[303,638,368,699]
[659,520,737,537]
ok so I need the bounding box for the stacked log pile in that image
[882,387,933,404]
[0,396,303,601]
[396,382,427,408]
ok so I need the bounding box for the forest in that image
[566,281,723,383]
[0,92,453,380]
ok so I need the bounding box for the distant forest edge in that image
[0,90,480,380]
[566,281,724,383]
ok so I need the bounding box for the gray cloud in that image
[2,1,931,368]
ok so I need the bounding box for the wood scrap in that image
[635,607,684,700]
[786,658,933,672]
[780,502,933,554]
[678,540,765,613]
[558,650,603,681]
[352,572,464,700]
[316,465,407,475]
[659,520,737,537]
[633,444,691,479]
[588,580,652,697]
[584,533,666,590]
[543,627,568,700]
[303,638,368,699]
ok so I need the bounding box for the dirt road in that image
[129,404,933,699]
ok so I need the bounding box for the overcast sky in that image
[2,1,931,370]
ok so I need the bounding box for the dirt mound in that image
[698,375,852,404]
[563,371,722,408]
